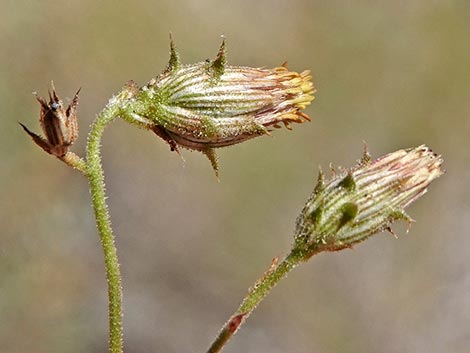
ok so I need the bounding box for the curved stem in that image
[206,249,305,353]
[86,96,129,353]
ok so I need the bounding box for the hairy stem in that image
[86,95,130,353]
[60,151,87,175]
[206,249,305,353]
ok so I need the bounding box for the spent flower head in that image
[294,145,444,258]
[21,82,80,158]
[123,36,315,176]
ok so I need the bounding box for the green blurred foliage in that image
[1,1,469,352]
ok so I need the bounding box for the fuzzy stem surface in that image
[86,96,129,353]
[60,151,87,174]
[206,249,306,353]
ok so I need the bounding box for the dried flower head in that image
[124,36,315,176]
[294,145,444,257]
[20,82,80,157]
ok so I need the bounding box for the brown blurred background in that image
[1,1,469,352]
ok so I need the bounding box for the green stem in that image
[86,95,130,353]
[206,249,305,353]
[60,151,87,174]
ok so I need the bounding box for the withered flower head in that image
[20,82,80,158]
[294,146,444,257]
[125,36,315,176]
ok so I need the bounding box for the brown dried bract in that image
[20,82,80,157]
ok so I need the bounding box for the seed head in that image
[294,146,444,257]
[20,82,80,157]
[125,36,315,176]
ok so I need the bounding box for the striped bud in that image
[294,146,444,257]
[124,36,315,176]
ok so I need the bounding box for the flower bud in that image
[294,146,444,257]
[125,36,315,176]
[20,82,80,157]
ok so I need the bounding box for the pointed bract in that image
[165,33,180,73]
[209,37,226,79]
[357,142,371,166]
[19,122,52,154]
[312,168,325,196]
[202,148,219,179]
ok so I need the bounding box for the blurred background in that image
[1,0,469,352]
